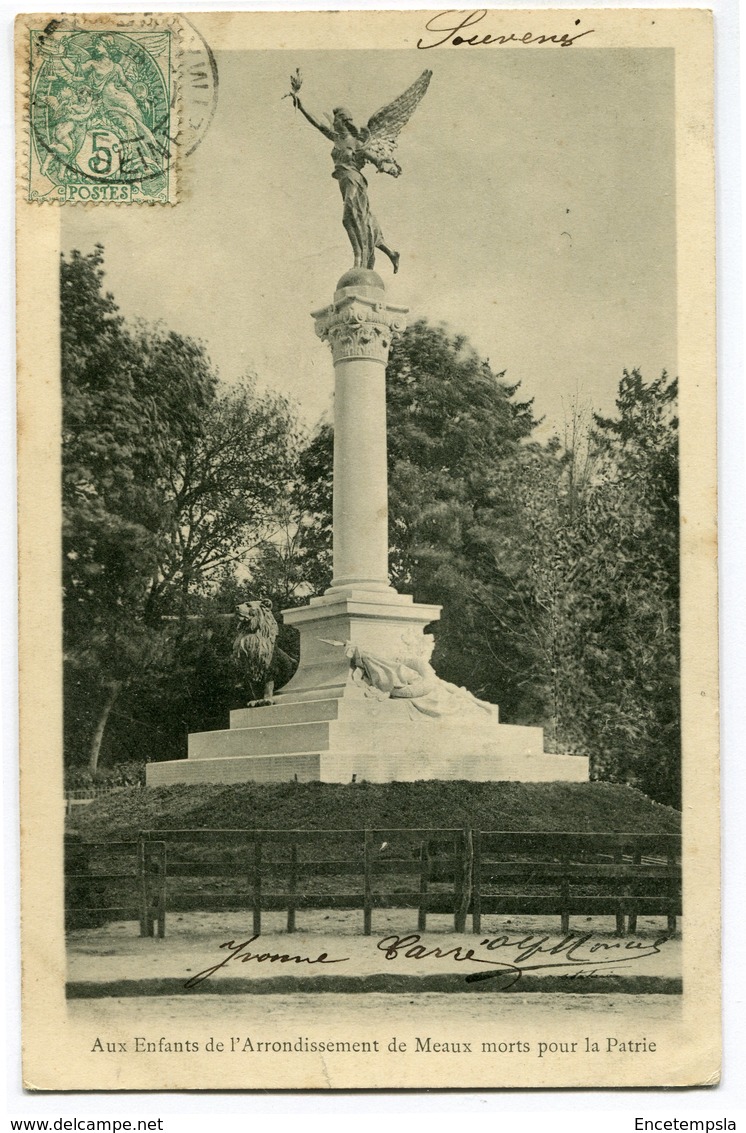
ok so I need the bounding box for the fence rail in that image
[65,839,140,928]
[64,827,681,939]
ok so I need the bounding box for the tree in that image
[514,371,680,805]
[585,370,680,804]
[296,320,544,715]
[143,379,303,620]
[295,323,681,806]
[386,321,547,714]
[62,248,301,771]
[250,420,336,607]
[62,246,199,771]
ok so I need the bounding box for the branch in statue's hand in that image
[373,157,402,178]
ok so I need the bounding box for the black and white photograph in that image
[13,6,721,1095]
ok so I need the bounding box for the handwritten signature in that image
[184,936,350,989]
[417,10,596,50]
[184,930,669,990]
[377,932,670,988]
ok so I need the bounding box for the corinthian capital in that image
[312,293,409,366]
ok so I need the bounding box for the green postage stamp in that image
[26,21,175,203]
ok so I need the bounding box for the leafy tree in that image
[61,246,199,771]
[143,379,303,619]
[295,324,680,806]
[296,320,543,714]
[515,371,680,805]
[63,254,680,804]
[585,370,680,804]
[385,321,545,713]
[62,247,301,771]
[264,424,334,604]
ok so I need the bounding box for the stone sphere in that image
[336,268,385,292]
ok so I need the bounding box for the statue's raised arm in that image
[285,68,433,274]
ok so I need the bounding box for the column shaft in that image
[331,357,389,589]
[312,269,408,596]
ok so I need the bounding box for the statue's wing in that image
[364,69,432,160]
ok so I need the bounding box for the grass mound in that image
[68,779,680,842]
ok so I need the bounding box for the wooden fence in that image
[65,839,140,928]
[473,830,681,937]
[64,785,139,815]
[64,827,681,940]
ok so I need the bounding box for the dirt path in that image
[69,991,680,1028]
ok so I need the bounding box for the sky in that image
[62,47,676,437]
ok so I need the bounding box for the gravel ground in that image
[69,991,680,1028]
[70,907,676,941]
[68,909,680,990]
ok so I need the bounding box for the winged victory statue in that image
[286,68,432,274]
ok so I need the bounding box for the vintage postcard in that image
[16,9,718,1091]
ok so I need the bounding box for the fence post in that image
[252,836,262,937]
[667,844,678,936]
[363,829,372,936]
[454,828,472,933]
[287,841,297,934]
[614,845,626,937]
[138,838,148,937]
[418,839,429,933]
[139,838,166,937]
[560,852,570,936]
[154,841,166,939]
[628,847,642,934]
[141,838,157,938]
[471,829,482,934]
[453,833,463,932]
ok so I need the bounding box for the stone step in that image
[189,715,545,763]
[189,720,331,760]
[230,698,342,729]
[320,748,588,784]
[148,752,322,786]
[147,747,589,786]
[273,685,349,705]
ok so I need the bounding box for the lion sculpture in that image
[232,599,297,705]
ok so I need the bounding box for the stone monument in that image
[147,71,589,787]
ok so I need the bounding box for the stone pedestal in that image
[146,269,589,787]
[280,589,440,700]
